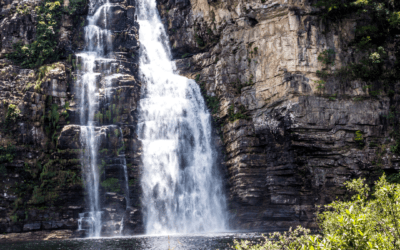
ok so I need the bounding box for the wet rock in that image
[23,223,41,231]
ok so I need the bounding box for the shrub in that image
[354,130,364,147]
[5,104,20,123]
[234,175,400,249]
[101,178,121,193]
[205,95,219,114]
[228,105,248,122]
[7,0,63,68]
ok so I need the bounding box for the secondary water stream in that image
[77,0,130,237]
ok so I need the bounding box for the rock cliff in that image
[0,0,143,238]
[0,0,399,240]
[155,0,400,231]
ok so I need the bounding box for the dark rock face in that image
[155,0,400,231]
[0,0,143,238]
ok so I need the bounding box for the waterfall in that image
[77,0,130,237]
[136,0,228,234]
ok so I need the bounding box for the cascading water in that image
[136,0,228,234]
[77,0,130,237]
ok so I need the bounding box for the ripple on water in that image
[0,232,266,250]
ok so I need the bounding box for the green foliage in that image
[7,0,63,68]
[318,49,335,66]
[195,74,201,82]
[390,136,400,154]
[315,80,326,95]
[314,49,335,94]
[194,33,204,47]
[101,178,121,193]
[5,104,20,124]
[205,95,219,114]
[354,130,364,146]
[117,145,125,156]
[129,179,137,186]
[328,93,337,101]
[0,144,16,163]
[29,185,58,205]
[17,4,32,14]
[234,175,400,249]
[387,171,400,184]
[95,112,104,124]
[314,0,400,86]
[99,160,106,176]
[48,103,60,129]
[181,53,190,59]
[228,105,248,122]
[10,215,18,223]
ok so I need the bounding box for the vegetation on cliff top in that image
[314,0,400,84]
[234,175,400,250]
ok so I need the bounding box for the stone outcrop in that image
[155,0,400,231]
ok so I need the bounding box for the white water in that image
[77,0,129,237]
[136,0,227,234]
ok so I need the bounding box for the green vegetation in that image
[195,74,201,82]
[354,130,364,147]
[314,0,400,85]
[7,0,63,68]
[5,104,20,125]
[14,157,83,208]
[232,75,255,95]
[317,49,335,66]
[194,33,204,47]
[228,105,248,122]
[234,175,400,249]
[101,178,121,193]
[205,95,219,114]
[195,77,220,115]
[43,98,61,146]
[0,144,16,163]
[129,179,137,186]
[0,144,16,177]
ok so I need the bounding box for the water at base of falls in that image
[2,233,265,249]
[76,0,130,237]
[136,0,228,234]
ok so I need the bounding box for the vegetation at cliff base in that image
[234,175,400,249]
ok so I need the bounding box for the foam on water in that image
[136,0,228,235]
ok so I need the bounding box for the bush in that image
[228,105,248,122]
[234,175,400,249]
[7,0,63,68]
[101,178,121,193]
[314,0,400,84]
[5,104,20,124]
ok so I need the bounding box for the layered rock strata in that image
[155,0,400,230]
